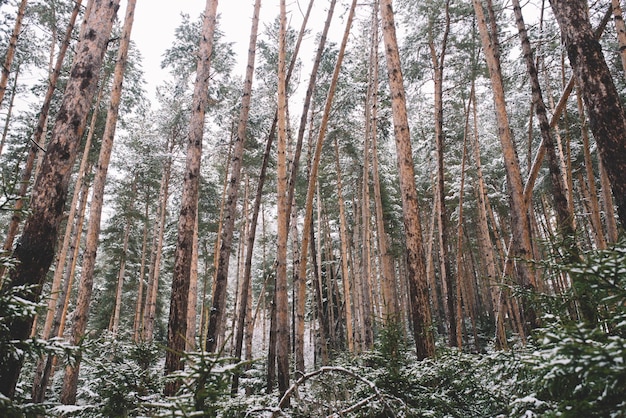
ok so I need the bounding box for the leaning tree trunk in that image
[380,0,435,359]
[0,0,119,400]
[165,0,218,396]
[549,0,626,228]
[61,0,135,404]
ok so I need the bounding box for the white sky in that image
[127,0,336,100]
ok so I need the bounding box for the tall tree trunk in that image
[142,149,172,341]
[472,0,538,336]
[274,0,291,398]
[238,1,314,391]
[291,0,337,374]
[293,0,357,374]
[0,0,119,399]
[0,0,27,108]
[133,197,150,342]
[429,0,456,347]
[165,0,218,396]
[550,0,626,227]
[110,182,137,337]
[205,0,259,354]
[0,0,83,263]
[368,1,396,321]
[333,137,354,352]
[61,0,135,404]
[380,0,435,359]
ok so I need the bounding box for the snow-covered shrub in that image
[516,242,626,417]
[66,336,163,417]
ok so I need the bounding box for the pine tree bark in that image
[0,0,119,399]
[61,0,135,404]
[205,0,259,354]
[550,0,626,227]
[380,0,435,359]
[165,0,218,396]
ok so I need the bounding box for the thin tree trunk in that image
[0,0,119,400]
[110,181,137,337]
[0,62,19,155]
[142,151,172,341]
[274,0,290,398]
[380,0,435,359]
[612,0,626,75]
[133,197,150,342]
[61,0,136,403]
[429,0,456,347]
[368,1,396,321]
[333,137,354,352]
[206,0,259,354]
[0,0,27,108]
[165,0,218,396]
[576,88,606,250]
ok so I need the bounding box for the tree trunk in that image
[0,0,119,400]
[0,0,83,263]
[380,0,435,359]
[0,0,27,108]
[429,0,456,347]
[61,0,135,404]
[164,0,218,396]
[333,136,354,352]
[289,0,337,374]
[472,0,538,336]
[550,0,626,227]
[205,0,259,354]
[368,1,397,321]
[133,197,150,342]
[612,0,626,75]
[110,181,136,337]
[236,1,314,391]
[274,0,291,398]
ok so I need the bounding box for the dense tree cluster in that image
[0,0,624,416]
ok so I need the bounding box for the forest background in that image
[0,0,625,416]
